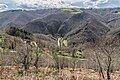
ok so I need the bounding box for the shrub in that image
[6,27,33,40]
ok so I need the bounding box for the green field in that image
[60,8,80,12]
[57,54,86,61]
[0,36,4,45]
[114,12,120,15]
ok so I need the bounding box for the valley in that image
[0,8,120,80]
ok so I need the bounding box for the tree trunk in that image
[34,56,39,69]
[107,56,112,80]
[107,68,111,80]
[95,53,105,79]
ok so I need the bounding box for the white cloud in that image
[64,0,83,3]
[82,0,108,8]
[13,0,73,9]
[0,0,119,11]
[64,0,86,3]
[0,4,8,9]
[66,0,109,8]
[0,4,8,12]
[13,0,110,9]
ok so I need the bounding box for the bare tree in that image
[95,51,105,79]
[52,49,60,70]
[14,42,33,71]
[93,36,120,80]
[31,41,42,69]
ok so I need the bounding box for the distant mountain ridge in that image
[0,8,120,47]
[0,9,60,28]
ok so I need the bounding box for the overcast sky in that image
[0,0,120,12]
